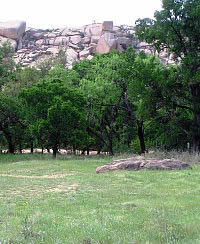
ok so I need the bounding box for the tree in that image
[3,66,41,97]
[0,95,24,153]
[36,47,68,77]
[72,49,168,154]
[20,77,86,158]
[0,43,27,153]
[135,0,200,151]
[73,51,126,155]
[0,42,16,89]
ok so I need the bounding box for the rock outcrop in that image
[0,20,26,40]
[0,20,174,68]
[96,156,192,173]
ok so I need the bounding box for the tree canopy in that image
[20,77,87,157]
[135,0,200,151]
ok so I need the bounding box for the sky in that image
[1,0,162,29]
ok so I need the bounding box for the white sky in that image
[1,0,162,29]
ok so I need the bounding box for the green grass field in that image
[0,152,200,243]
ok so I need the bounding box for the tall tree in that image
[135,0,200,151]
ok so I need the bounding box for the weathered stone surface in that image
[85,24,102,37]
[0,20,26,40]
[96,32,117,54]
[70,35,82,45]
[32,32,44,40]
[48,33,57,38]
[0,19,174,68]
[0,36,17,50]
[117,37,131,50]
[60,29,70,36]
[82,36,91,44]
[91,36,99,44]
[136,42,150,49]
[87,55,93,60]
[61,29,80,36]
[89,43,97,53]
[35,39,45,46]
[48,39,55,45]
[46,47,59,55]
[102,21,113,33]
[96,37,110,53]
[79,49,90,58]
[96,156,192,173]
[66,48,78,64]
[27,52,40,60]
[54,36,69,46]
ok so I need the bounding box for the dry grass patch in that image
[0,182,79,200]
[0,172,74,179]
[44,183,78,194]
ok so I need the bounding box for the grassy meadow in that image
[0,152,200,243]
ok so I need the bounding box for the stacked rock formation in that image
[0,20,174,68]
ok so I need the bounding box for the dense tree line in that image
[0,0,199,156]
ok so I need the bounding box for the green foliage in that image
[2,67,41,97]
[135,0,200,151]
[0,95,24,153]
[20,76,87,157]
[36,47,68,77]
[0,42,16,88]
[136,0,200,61]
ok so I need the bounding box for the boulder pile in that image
[96,156,192,173]
[0,20,174,68]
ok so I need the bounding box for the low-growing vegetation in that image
[1,0,200,242]
[0,152,199,243]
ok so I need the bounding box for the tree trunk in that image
[30,141,33,154]
[19,142,22,154]
[137,121,145,154]
[53,145,57,158]
[8,136,15,154]
[192,111,200,152]
[73,146,76,155]
[190,83,200,152]
[108,132,114,155]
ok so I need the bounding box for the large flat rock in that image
[96,156,192,173]
[0,20,26,40]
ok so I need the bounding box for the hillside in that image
[0,20,174,68]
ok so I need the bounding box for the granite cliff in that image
[0,20,174,68]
